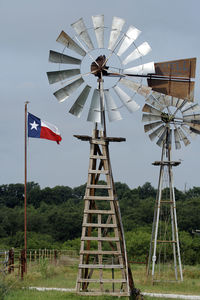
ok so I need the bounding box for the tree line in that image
[0,181,200,265]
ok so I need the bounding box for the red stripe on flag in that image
[40,127,62,144]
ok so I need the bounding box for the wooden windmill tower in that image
[47,15,155,297]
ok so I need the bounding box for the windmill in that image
[142,93,200,282]
[47,15,155,297]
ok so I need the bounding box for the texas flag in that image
[28,113,62,144]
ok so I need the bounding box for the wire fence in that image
[0,249,79,279]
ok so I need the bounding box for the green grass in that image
[132,264,200,295]
[3,289,177,300]
[1,260,200,300]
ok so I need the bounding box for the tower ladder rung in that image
[78,264,124,269]
[84,209,114,214]
[80,250,121,255]
[82,223,117,228]
[90,155,107,159]
[78,278,126,283]
[77,292,129,297]
[87,184,111,189]
[154,240,177,243]
[84,196,114,201]
[81,237,120,242]
[88,169,109,174]
[91,139,107,145]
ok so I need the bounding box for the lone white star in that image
[30,121,39,130]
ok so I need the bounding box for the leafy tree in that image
[137,182,156,199]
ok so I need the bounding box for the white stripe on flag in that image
[41,120,61,135]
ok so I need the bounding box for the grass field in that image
[1,259,200,300]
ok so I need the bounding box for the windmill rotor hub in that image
[90,55,109,78]
[161,112,174,123]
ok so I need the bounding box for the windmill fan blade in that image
[176,98,187,109]
[124,62,155,75]
[108,16,125,51]
[146,94,165,110]
[183,114,200,122]
[184,122,200,132]
[47,69,80,84]
[87,89,101,123]
[123,42,152,65]
[142,103,162,115]
[49,50,81,65]
[171,97,179,107]
[149,125,165,141]
[179,100,191,111]
[163,95,171,107]
[71,18,94,50]
[142,114,162,122]
[144,121,163,133]
[117,26,141,56]
[182,103,200,115]
[174,128,181,149]
[156,128,167,147]
[168,129,172,148]
[114,86,140,113]
[92,14,104,48]
[69,85,91,117]
[181,124,196,139]
[151,92,166,107]
[54,77,84,102]
[119,78,151,97]
[104,90,122,122]
[177,127,190,146]
[56,31,86,57]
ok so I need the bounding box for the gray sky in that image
[1,0,200,190]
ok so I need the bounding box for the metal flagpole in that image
[24,101,29,273]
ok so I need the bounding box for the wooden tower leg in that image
[75,129,136,297]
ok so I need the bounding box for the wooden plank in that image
[156,240,176,243]
[84,196,114,201]
[84,209,114,215]
[88,170,109,174]
[77,292,129,296]
[87,184,111,189]
[90,155,107,159]
[78,264,124,269]
[80,250,120,255]
[82,223,117,228]
[74,134,91,141]
[78,278,126,283]
[81,237,120,242]
[91,140,107,145]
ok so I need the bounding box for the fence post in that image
[20,249,26,280]
[54,250,57,265]
[8,248,14,274]
[30,250,32,266]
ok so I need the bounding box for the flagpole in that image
[24,101,29,273]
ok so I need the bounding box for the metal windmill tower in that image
[47,15,155,297]
[142,92,200,283]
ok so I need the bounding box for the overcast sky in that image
[1,0,200,191]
